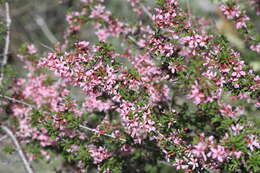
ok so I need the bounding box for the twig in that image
[140,3,153,20]
[0,93,126,143]
[39,42,55,52]
[0,94,126,143]
[139,2,168,35]
[127,35,140,47]
[0,134,7,142]
[186,0,192,24]
[1,126,35,173]
[34,14,58,44]
[0,94,37,109]
[0,2,11,85]
[2,3,11,66]
[79,125,126,142]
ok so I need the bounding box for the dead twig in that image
[39,42,55,52]
[140,3,153,20]
[0,2,11,85]
[34,14,58,45]
[0,94,126,143]
[186,0,192,24]
[0,94,37,109]
[79,125,126,142]
[1,126,35,173]
[0,134,7,142]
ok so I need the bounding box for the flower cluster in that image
[220,3,250,29]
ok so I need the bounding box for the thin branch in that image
[1,126,35,173]
[140,3,153,20]
[186,0,192,24]
[139,2,168,35]
[0,2,11,85]
[0,94,126,142]
[33,14,58,45]
[79,125,126,142]
[0,134,7,142]
[0,94,37,109]
[2,3,11,66]
[39,42,55,52]
[127,35,140,47]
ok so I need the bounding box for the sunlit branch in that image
[79,125,126,142]
[0,2,11,85]
[1,126,35,173]
[0,94,37,109]
[34,14,58,45]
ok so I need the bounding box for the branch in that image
[186,0,192,23]
[127,35,140,48]
[1,126,35,173]
[0,2,11,85]
[0,134,7,142]
[0,94,126,143]
[2,3,11,66]
[140,3,153,20]
[79,125,126,142]
[39,42,55,52]
[34,14,58,44]
[0,94,37,109]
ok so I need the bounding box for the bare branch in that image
[34,14,58,45]
[39,42,55,52]
[186,0,192,23]
[0,94,37,109]
[1,126,35,173]
[0,134,7,142]
[0,94,126,142]
[79,125,126,142]
[2,3,11,66]
[0,2,11,85]
[140,3,153,20]
[127,35,140,47]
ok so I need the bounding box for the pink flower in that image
[220,4,241,19]
[153,2,177,28]
[40,150,50,160]
[83,95,113,112]
[188,157,199,170]
[207,145,227,162]
[250,44,260,53]
[75,41,90,50]
[232,65,246,78]
[137,39,146,48]
[27,44,38,54]
[174,159,188,170]
[236,15,249,29]
[67,144,80,153]
[230,151,242,159]
[188,83,205,105]
[219,104,236,117]
[192,142,207,161]
[90,5,111,22]
[66,11,80,24]
[95,28,109,41]
[231,124,244,135]
[181,35,210,49]
[88,145,111,164]
[246,135,260,151]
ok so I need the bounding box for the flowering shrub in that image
[1,0,260,172]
